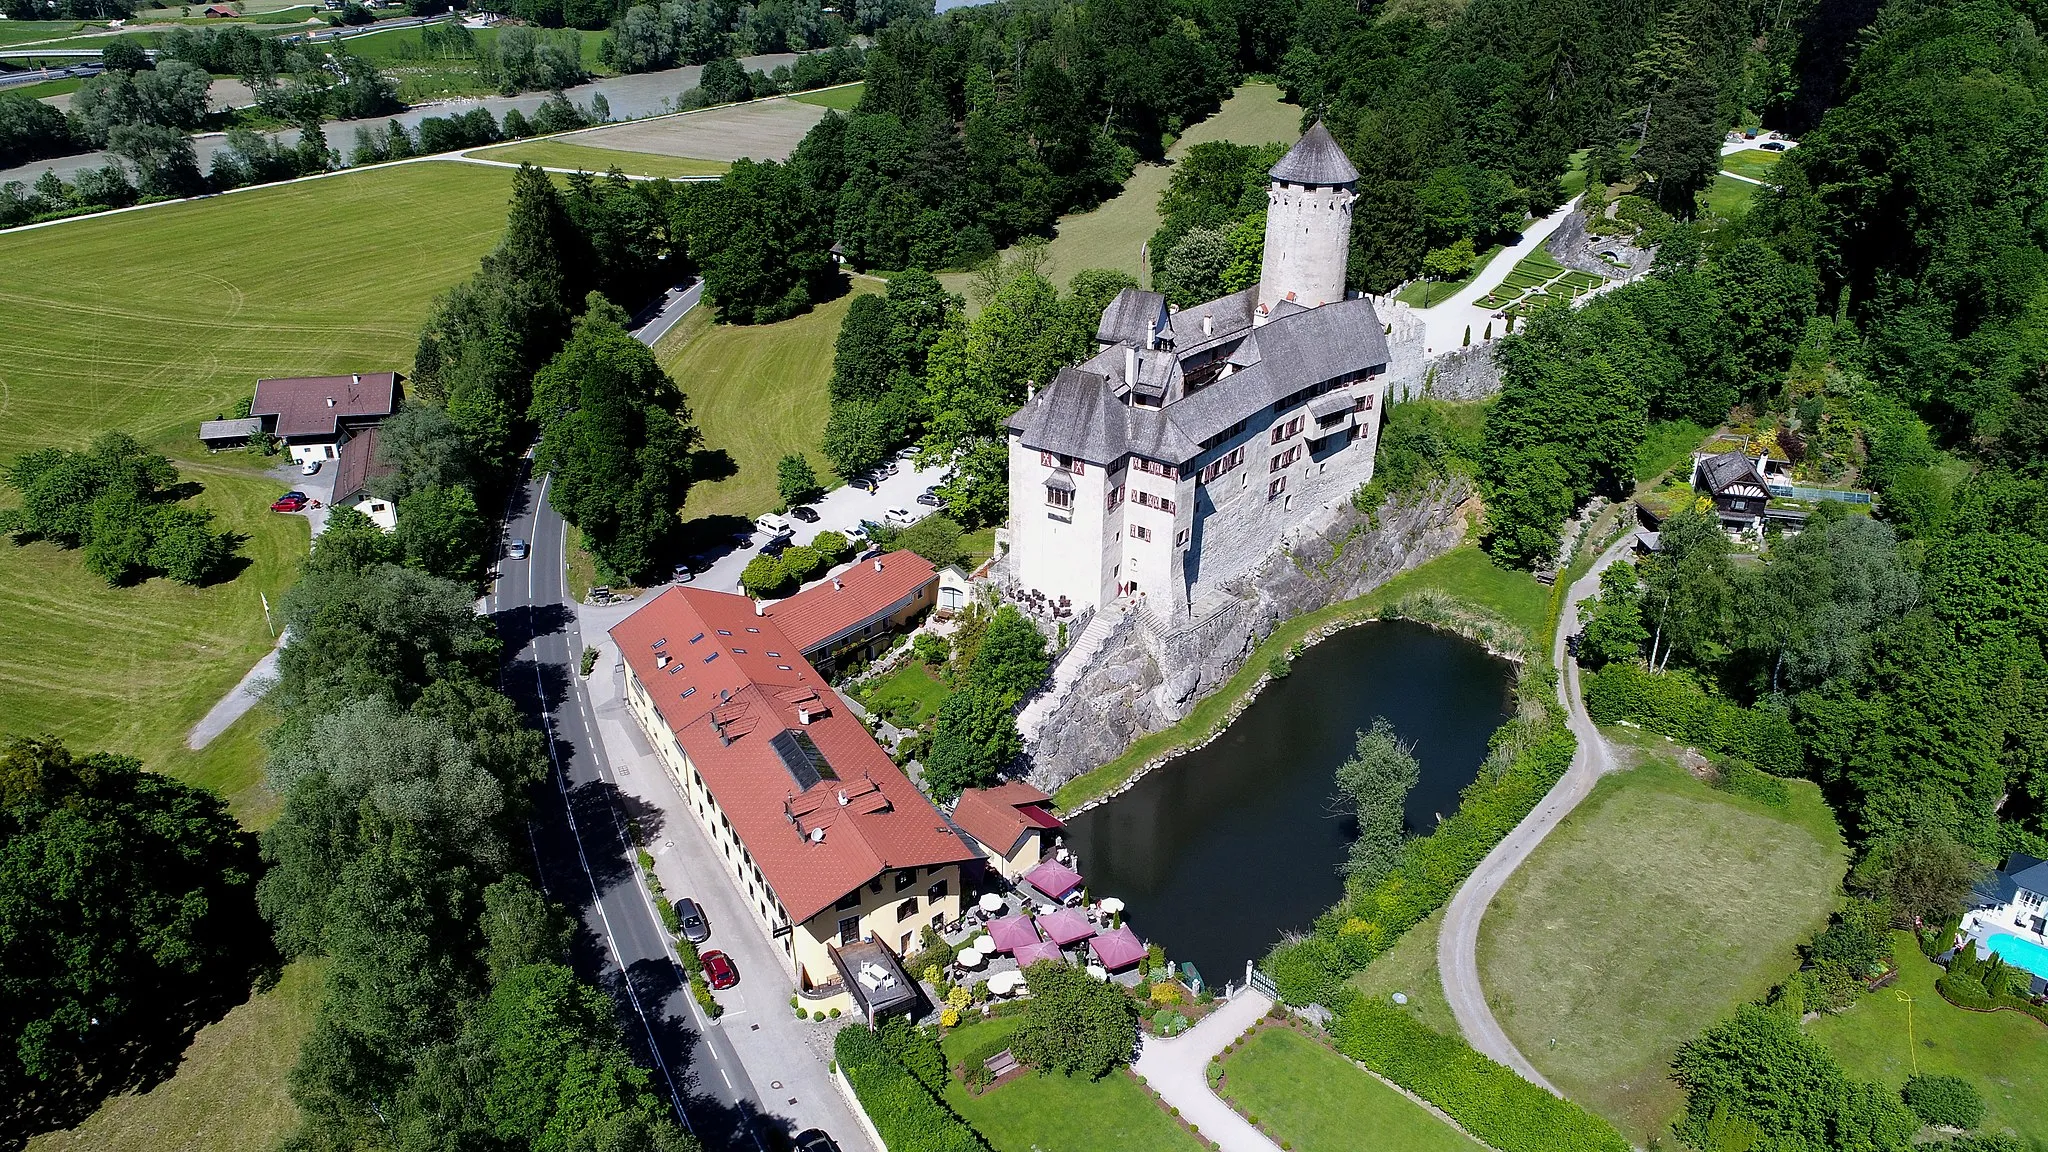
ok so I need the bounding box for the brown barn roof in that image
[251,372,398,439]
[332,426,396,504]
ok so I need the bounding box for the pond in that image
[1063,619,1516,987]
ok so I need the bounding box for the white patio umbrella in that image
[987,970,1020,996]
[956,947,984,969]
[974,934,996,953]
[1099,897,1124,928]
[978,893,1004,914]
[1085,964,1108,981]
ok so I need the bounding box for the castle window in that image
[1105,485,1123,510]
[1038,450,1084,474]
[1271,416,1303,444]
[1130,525,1152,541]
[1175,528,1190,548]
[1269,476,1287,499]
[1046,486,1074,510]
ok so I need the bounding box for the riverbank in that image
[1053,544,1549,815]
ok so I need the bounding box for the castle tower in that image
[1258,121,1359,314]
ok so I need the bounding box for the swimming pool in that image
[1984,932,2048,981]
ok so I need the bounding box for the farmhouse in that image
[1691,450,1773,531]
[249,371,400,467]
[611,586,975,1009]
[332,426,398,531]
[767,550,937,676]
[950,781,1064,883]
[1004,124,1402,620]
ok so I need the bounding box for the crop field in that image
[1477,749,1846,1143]
[658,278,880,521]
[572,96,830,163]
[0,160,514,817]
[940,82,1303,304]
[464,141,729,178]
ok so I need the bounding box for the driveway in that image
[680,457,953,597]
[1132,990,1281,1152]
[1435,528,1639,1093]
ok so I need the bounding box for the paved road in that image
[634,279,705,347]
[495,467,786,1152]
[1435,528,1639,1093]
[1413,196,1582,355]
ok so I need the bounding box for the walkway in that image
[1414,196,1581,355]
[1017,610,1119,745]
[1132,989,1282,1152]
[1435,528,1639,1092]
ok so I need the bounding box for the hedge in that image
[1331,1000,1631,1152]
[835,1025,991,1152]
[1264,692,1577,1006]
[1582,664,1801,773]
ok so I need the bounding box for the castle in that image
[1005,123,1413,621]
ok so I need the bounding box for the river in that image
[1062,619,1515,987]
[0,50,800,187]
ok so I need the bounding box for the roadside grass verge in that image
[658,279,879,522]
[939,82,1302,306]
[1476,750,1846,1143]
[0,160,512,819]
[939,1018,1202,1152]
[24,959,325,1152]
[463,140,730,178]
[1218,1025,1483,1152]
[1345,906,1461,1037]
[1053,540,1549,813]
[1808,931,2048,1147]
[791,81,863,109]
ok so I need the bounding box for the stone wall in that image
[1543,210,1655,282]
[1023,478,1477,791]
[1413,344,1501,401]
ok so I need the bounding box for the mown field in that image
[791,80,863,109]
[939,82,1304,304]
[658,277,879,520]
[1719,148,1784,182]
[940,1018,1201,1152]
[467,139,730,178]
[1219,1026,1483,1152]
[1476,742,1847,1143]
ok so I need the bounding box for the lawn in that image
[960,524,996,570]
[1634,419,1709,485]
[1719,148,1784,182]
[791,81,863,110]
[1808,931,2048,1147]
[0,160,515,817]
[939,82,1302,306]
[1699,172,1759,219]
[1476,748,1847,1143]
[25,959,325,1152]
[1346,906,1462,1037]
[1395,243,1507,308]
[940,1018,1202,1152]
[1219,1026,1483,1152]
[467,140,731,178]
[1054,542,1546,811]
[855,659,949,727]
[658,278,879,521]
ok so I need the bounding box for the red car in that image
[700,949,738,990]
[270,494,308,512]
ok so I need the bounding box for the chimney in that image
[1124,344,1137,388]
[1145,316,1157,350]
[873,559,884,572]
[755,601,765,616]
[837,789,849,806]
[798,705,814,725]
[1286,291,1296,301]
[656,653,671,669]
[810,826,825,843]
[1203,314,1213,337]
[1027,382,1036,402]
[833,578,843,590]
[351,373,361,387]
[325,396,336,407]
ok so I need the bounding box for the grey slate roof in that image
[1270,121,1359,186]
[1172,287,1259,357]
[1698,450,1768,495]
[1097,288,1172,347]
[1013,297,1390,464]
[2007,852,2048,895]
[1307,391,1354,420]
[198,417,262,442]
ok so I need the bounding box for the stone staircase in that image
[1017,610,1121,746]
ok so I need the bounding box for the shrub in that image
[812,529,850,560]
[1333,1001,1630,1152]
[914,631,950,667]
[1712,757,1790,807]
[1582,664,1800,772]
[780,544,827,582]
[1151,982,1184,1006]
[835,1025,991,1152]
[1902,1073,1984,1129]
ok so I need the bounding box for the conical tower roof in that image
[1269,121,1358,185]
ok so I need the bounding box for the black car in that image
[791,505,821,523]
[674,897,710,944]
[793,1130,840,1152]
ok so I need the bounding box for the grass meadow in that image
[658,277,880,520]
[1719,148,1784,182]
[939,82,1304,306]
[1699,172,1760,220]
[468,140,731,178]
[1808,932,2048,1146]
[1476,742,1847,1143]
[1218,1026,1483,1152]
[941,1018,1202,1152]
[791,81,864,110]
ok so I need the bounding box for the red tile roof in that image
[610,586,975,925]
[767,550,937,656]
[251,372,399,440]
[951,781,1061,857]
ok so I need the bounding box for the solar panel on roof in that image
[770,729,839,791]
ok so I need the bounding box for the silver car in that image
[674,898,710,944]
[508,538,529,561]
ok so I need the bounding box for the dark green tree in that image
[776,453,823,508]
[1010,961,1138,1079]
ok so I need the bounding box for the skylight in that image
[770,729,839,791]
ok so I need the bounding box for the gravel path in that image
[1434,529,1639,1091]
[1132,989,1282,1152]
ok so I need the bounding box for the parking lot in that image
[681,454,953,595]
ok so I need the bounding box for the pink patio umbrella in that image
[1012,940,1066,967]
[1023,857,1084,901]
[1089,924,1146,972]
[1037,906,1097,947]
[986,913,1042,954]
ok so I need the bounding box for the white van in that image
[754,512,795,541]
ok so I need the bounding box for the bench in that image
[983,1049,1020,1078]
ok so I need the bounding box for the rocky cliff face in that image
[1024,479,1477,792]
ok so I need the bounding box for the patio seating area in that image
[921,852,1154,1002]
